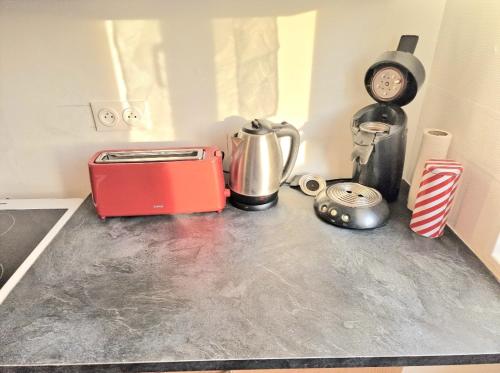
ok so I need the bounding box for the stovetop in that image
[0,198,82,304]
[0,209,66,288]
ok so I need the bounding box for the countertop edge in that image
[1,354,500,373]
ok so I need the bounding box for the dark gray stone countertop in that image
[0,185,499,372]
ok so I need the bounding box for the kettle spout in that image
[231,135,243,150]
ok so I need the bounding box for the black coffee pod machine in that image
[351,35,426,202]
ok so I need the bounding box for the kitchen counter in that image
[0,185,499,372]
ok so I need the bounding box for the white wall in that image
[0,0,446,198]
[407,0,500,278]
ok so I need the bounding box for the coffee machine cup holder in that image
[351,103,407,164]
[352,121,392,165]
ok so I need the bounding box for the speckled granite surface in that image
[0,185,499,372]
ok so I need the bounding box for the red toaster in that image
[88,146,230,219]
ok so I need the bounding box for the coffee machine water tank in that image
[351,35,425,202]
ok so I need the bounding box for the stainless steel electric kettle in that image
[229,119,300,210]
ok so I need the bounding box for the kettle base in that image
[229,191,278,211]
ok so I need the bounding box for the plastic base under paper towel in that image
[229,191,278,211]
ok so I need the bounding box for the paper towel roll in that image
[407,128,452,210]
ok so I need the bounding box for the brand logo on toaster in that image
[153,204,164,209]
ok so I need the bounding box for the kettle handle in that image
[274,122,301,184]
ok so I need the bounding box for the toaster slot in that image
[95,149,204,163]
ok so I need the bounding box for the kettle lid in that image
[242,119,273,135]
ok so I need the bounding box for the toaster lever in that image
[215,150,225,160]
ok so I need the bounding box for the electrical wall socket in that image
[90,100,149,131]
